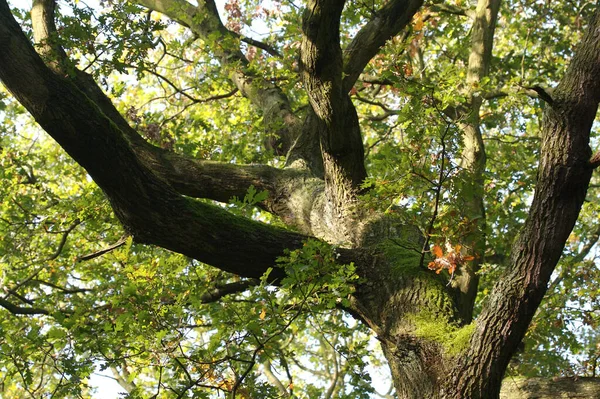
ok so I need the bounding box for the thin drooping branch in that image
[571,223,600,264]
[135,0,303,158]
[32,280,93,294]
[43,219,81,261]
[237,34,281,58]
[544,222,600,303]
[342,0,424,93]
[450,7,600,397]
[77,237,128,262]
[124,60,239,104]
[3,218,82,304]
[419,125,450,269]
[0,0,310,281]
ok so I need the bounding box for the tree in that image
[0,0,599,397]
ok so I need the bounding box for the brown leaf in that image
[432,244,443,258]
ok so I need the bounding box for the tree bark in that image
[499,377,600,399]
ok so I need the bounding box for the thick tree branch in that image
[451,7,600,397]
[500,377,600,399]
[0,298,50,315]
[300,0,368,245]
[466,0,501,86]
[0,1,308,280]
[27,0,340,238]
[110,366,137,393]
[262,359,290,398]
[139,150,339,239]
[342,0,424,93]
[30,0,366,243]
[31,0,69,73]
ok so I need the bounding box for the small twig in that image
[354,93,396,113]
[365,123,398,157]
[239,35,281,57]
[429,3,470,17]
[199,279,259,303]
[32,280,93,294]
[389,238,422,255]
[77,236,128,262]
[46,219,81,261]
[4,219,81,300]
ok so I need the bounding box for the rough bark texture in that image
[1,0,600,398]
[350,248,458,397]
[500,377,600,399]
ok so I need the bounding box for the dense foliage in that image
[1,0,599,398]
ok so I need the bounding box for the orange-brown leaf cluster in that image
[427,244,475,275]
